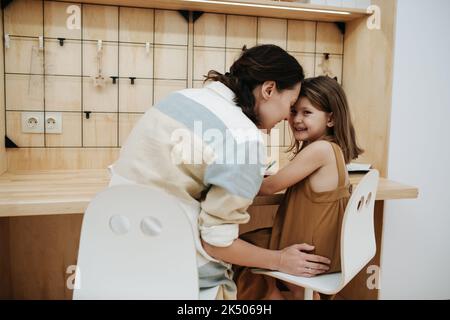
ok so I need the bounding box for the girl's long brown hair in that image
[287,76,363,163]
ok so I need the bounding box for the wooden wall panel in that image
[0,7,7,175]
[82,78,118,114]
[45,39,81,75]
[4,37,44,74]
[194,13,225,47]
[45,113,82,147]
[5,74,44,111]
[315,53,343,83]
[153,79,187,105]
[154,45,188,79]
[82,4,118,41]
[287,20,316,53]
[44,1,81,39]
[118,113,144,147]
[119,7,154,43]
[0,218,11,299]
[316,22,344,54]
[193,47,225,80]
[119,79,153,113]
[8,214,83,299]
[3,1,344,163]
[257,17,287,49]
[82,113,118,147]
[4,0,43,37]
[82,41,118,78]
[7,148,119,170]
[155,9,188,45]
[119,43,153,78]
[290,52,315,78]
[45,76,82,112]
[342,0,397,176]
[226,15,257,49]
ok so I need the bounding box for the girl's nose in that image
[293,115,303,123]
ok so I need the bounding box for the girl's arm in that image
[259,141,332,195]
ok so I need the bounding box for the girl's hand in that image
[276,243,331,277]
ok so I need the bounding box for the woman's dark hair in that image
[205,44,305,125]
[287,76,364,163]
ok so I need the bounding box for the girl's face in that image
[289,97,334,143]
[254,81,301,131]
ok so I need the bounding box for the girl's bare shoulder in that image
[300,140,335,163]
[306,141,343,192]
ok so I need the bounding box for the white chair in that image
[252,169,380,300]
[73,184,199,299]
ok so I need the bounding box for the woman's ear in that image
[327,112,335,128]
[261,81,276,100]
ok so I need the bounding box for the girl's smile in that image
[293,126,307,132]
[289,96,334,143]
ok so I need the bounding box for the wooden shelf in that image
[0,169,418,217]
[66,0,370,22]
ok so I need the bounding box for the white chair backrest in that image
[73,184,198,300]
[340,170,379,286]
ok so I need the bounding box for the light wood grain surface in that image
[0,8,6,175]
[4,1,347,150]
[0,169,418,217]
[342,0,396,176]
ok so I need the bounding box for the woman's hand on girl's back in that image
[277,243,331,277]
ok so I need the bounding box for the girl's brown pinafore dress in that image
[234,142,352,300]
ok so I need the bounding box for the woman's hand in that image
[276,243,331,277]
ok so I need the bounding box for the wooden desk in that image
[0,169,418,300]
[253,173,419,206]
[0,169,418,217]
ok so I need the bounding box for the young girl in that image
[235,76,363,300]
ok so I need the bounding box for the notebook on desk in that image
[264,161,373,174]
[346,163,372,173]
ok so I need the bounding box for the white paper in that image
[346,162,372,172]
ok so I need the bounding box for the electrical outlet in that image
[45,112,62,134]
[21,112,44,133]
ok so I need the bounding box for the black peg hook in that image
[110,76,118,84]
[84,111,91,119]
[129,77,136,85]
[324,53,330,60]
[57,38,65,46]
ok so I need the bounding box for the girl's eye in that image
[304,111,311,115]
[290,109,297,114]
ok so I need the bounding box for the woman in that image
[109,45,331,299]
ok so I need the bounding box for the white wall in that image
[380,0,450,299]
